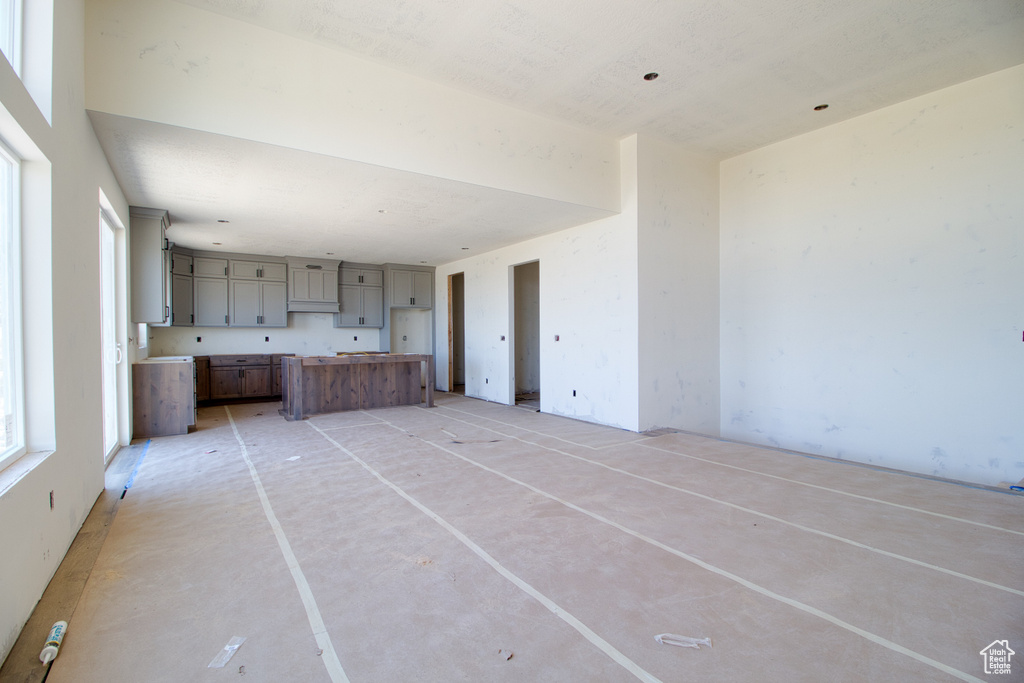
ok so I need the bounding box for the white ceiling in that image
[88,112,615,264]
[90,0,1024,264]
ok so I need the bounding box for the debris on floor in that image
[498,648,513,661]
[208,636,247,668]
[286,456,301,461]
[654,633,712,650]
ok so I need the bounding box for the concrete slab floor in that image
[9,394,1023,682]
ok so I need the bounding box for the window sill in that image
[0,449,54,497]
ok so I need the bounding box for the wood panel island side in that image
[281,354,434,420]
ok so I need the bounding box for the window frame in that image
[0,135,24,469]
[0,0,22,74]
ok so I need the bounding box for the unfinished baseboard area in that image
[19,395,1024,681]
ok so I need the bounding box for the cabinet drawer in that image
[209,354,271,366]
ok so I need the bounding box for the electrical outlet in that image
[485,378,488,384]
[196,336,202,342]
[265,336,269,342]
[573,390,576,397]
[353,336,358,341]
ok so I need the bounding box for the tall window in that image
[0,138,23,467]
[0,0,20,72]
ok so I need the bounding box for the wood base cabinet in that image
[208,355,272,399]
[133,359,195,437]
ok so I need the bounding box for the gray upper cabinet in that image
[194,256,228,278]
[229,259,287,282]
[340,268,384,287]
[171,273,193,326]
[337,264,384,327]
[229,280,287,327]
[129,207,169,323]
[170,250,193,326]
[170,251,192,276]
[194,277,229,326]
[390,268,432,308]
[336,284,384,328]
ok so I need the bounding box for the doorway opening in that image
[448,273,465,395]
[512,261,540,410]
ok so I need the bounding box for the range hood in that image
[286,257,341,313]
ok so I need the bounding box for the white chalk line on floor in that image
[372,412,985,683]
[225,407,349,683]
[435,403,1024,537]
[306,420,662,683]
[427,409,1023,597]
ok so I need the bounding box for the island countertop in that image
[281,353,434,420]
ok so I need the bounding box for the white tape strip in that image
[208,636,246,668]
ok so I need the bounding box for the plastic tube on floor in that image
[39,621,68,665]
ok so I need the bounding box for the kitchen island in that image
[281,353,434,420]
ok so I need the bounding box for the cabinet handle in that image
[190,314,194,323]
[239,369,243,378]
[410,297,415,305]
[225,314,229,324]
[305,264,323,270]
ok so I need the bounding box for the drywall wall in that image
[514,261,541,395]
[435,136,639,431]
[1,0,130,664]
[149,316,381,357]
[636,136,720,434]
[720,64,1024,486]
[84,0,618,212]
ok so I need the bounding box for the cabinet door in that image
[361,269,384,287]
[337,284,362,326]
[260,262,288,282]
[362,287,384,327]
[171,274,193,326]
[242,366,272,397]
[194,257,228,278]
[391,269,412,306]
[229,260,260,280]
[171,252,192,275]
[260,282,288,327]
[194,277,229,326]
[412,271,432,307]
[195,357,210,401]
[340,268,362,286]
[230,280,260,326]
[130,211,168,323]
[209,367,243,399]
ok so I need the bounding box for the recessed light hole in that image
[814,104,829,111]
[643,72,659,81]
